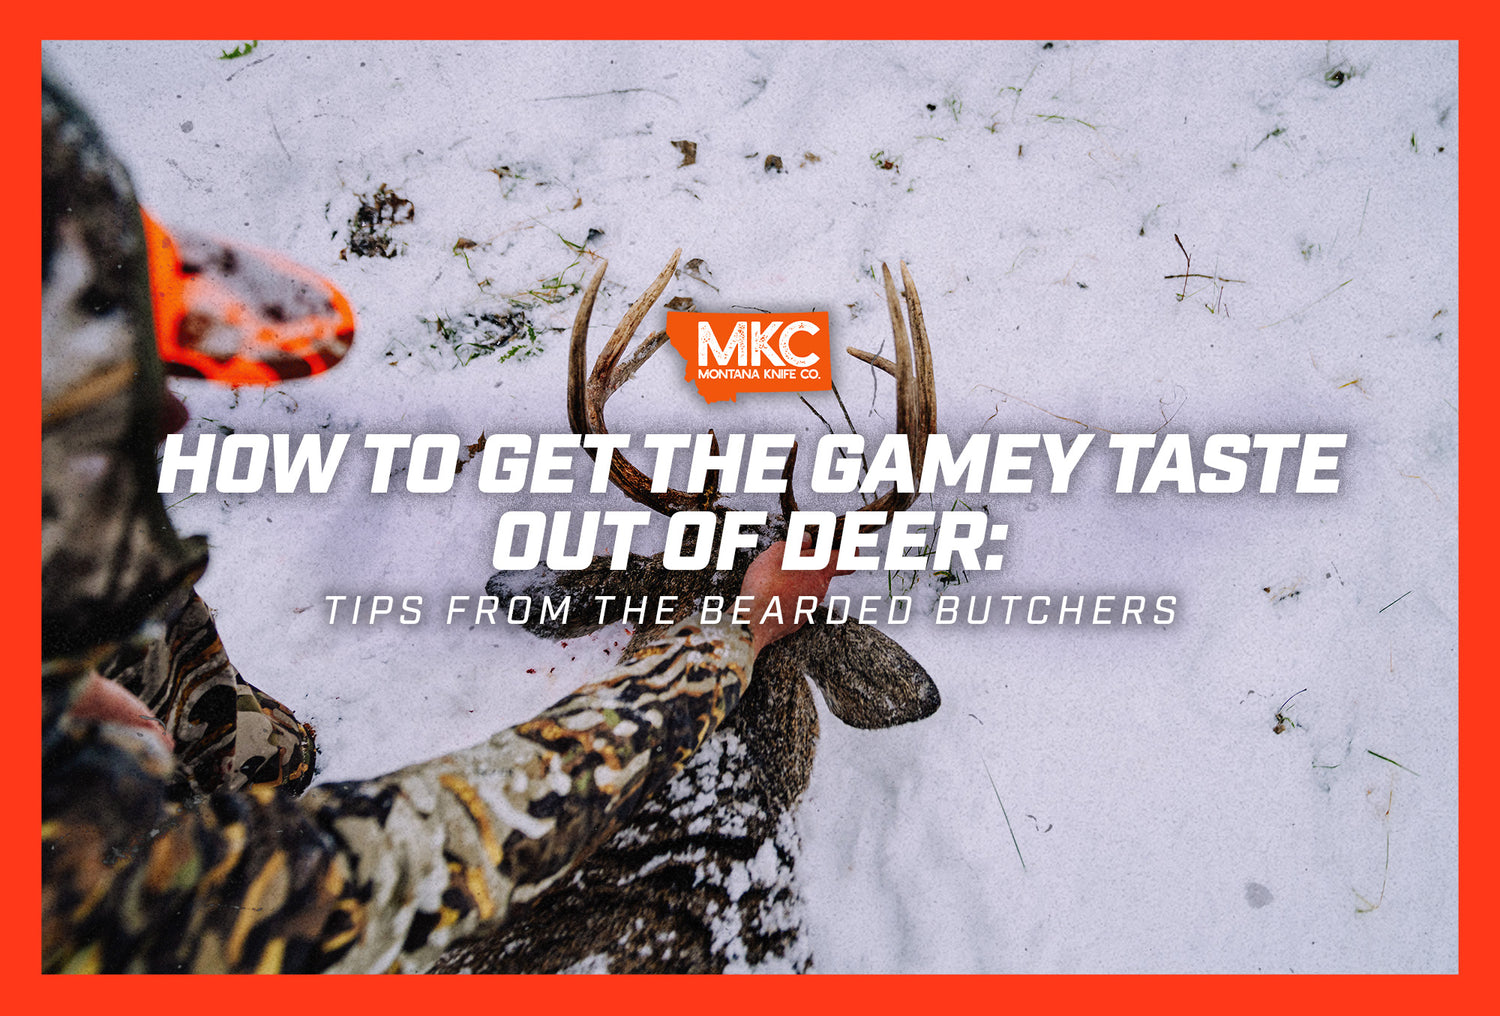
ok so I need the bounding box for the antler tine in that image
[569,249,713,514]
[703,429,724,505]
[605,329,671,398]
[844,348,896,374]
[899,259,938,450]
[567,259,609,437]
[779,440,800,518]
[849,262,920,517]
[880,262,915,442]
[843,263,935,439]
[586,249,682,417]
[811,261,935,547]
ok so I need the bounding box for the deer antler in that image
[784,261,937,540]
[569,249,721,514]
[571,254,935,532]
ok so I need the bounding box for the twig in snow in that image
[534,87,679,105]
[982,757,1026,872]
[1354,788,1394,913]
[225,52,273,83]
[1378,591,1412,613]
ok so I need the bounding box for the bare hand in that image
[68,674,175,755]
[741,536,848,652]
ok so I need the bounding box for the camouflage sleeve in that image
[100,589,315,797]
[42,618,754,973]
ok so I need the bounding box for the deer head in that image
[492,248,941,742]
[482,248,943,827]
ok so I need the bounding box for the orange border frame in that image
[13,10,1491,1004]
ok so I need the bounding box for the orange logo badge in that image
[666,312,832,403]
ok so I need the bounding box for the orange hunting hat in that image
[142,210,354,384]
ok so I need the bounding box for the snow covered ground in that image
[42,40,1458,972]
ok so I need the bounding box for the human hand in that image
[741,535,849,652]
[68,674,175,755]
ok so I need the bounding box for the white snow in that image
[42,39,1457,973]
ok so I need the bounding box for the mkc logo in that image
[666,311,832,403]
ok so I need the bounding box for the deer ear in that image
[761,622,940,730]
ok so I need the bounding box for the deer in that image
[431,250,941,973]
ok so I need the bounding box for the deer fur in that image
[432,540,938,973]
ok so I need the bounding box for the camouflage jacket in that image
[42,593,755,973]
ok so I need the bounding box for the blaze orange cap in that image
[142,209,354,384]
